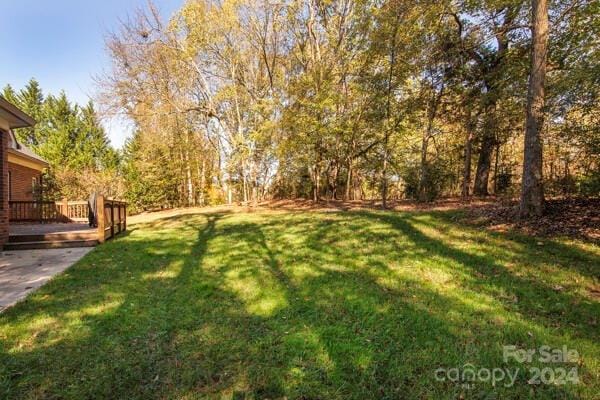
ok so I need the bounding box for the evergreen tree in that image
[2,81,122,200]
[2,78,45,146]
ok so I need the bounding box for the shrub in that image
[577,172,600,197]
[400,159,452,201]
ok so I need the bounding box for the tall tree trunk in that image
[242,167,248,204]
[313,148,321,202]
[199,158,206,206]
[324,162,332,200]
[473,136,493,195]
[314,169,320,201]
[418,133,429,201]
[345,158,353,201]
[461,118,475,198]
[520,0,548,217]
[382,16,400,209]
[184,130,195,206]
[185,149,194,206]
[418,84,442,202]
[474,106,496,196]
[564,159,571,196]
[382,134,389,208]
[332,162,339,200]
[493,142,500,194]
[470,7,515,197]
[178,148,187,206]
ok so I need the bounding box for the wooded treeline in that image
[99,0,599,214]
[3,80,121,200]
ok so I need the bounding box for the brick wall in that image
[8,162,41,201]
[0,130,8,247]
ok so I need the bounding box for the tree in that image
[3,81,121,200]
[2,79,45,146]
[520,0,548,217]
[95,0,597,210]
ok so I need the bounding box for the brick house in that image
[0,96,44,248]
[7,130,48,201]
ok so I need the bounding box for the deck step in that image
[8,232,97,243]
[4,239,98,250]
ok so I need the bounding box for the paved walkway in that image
[0,248,92,312]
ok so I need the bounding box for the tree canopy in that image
[3,79,121,200]
[91,0,599,212]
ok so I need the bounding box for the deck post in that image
[62,198,68,222]
[97,194,105,243]
[110,201,115,238]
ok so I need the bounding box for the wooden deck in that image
[7,224,98,250]
[10,223,94,236]
[5,196,127,250]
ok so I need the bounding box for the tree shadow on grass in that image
[358,211,599,341]
[218,213,594,399]
[422,209,600,280]
[0,210,596,399]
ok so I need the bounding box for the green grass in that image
[1,209,598,399]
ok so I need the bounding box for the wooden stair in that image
[5,232,98,250]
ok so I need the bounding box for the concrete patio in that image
[0,247,92,312]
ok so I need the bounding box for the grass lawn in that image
[1,208,598,399]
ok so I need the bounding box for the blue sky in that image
[0,0,182,148]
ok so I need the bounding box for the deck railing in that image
[9,200,88,223]
[9,195,127,243]
[62,200,89,222]
[97,195,127,242]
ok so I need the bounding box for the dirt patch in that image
[464,198,600,242]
